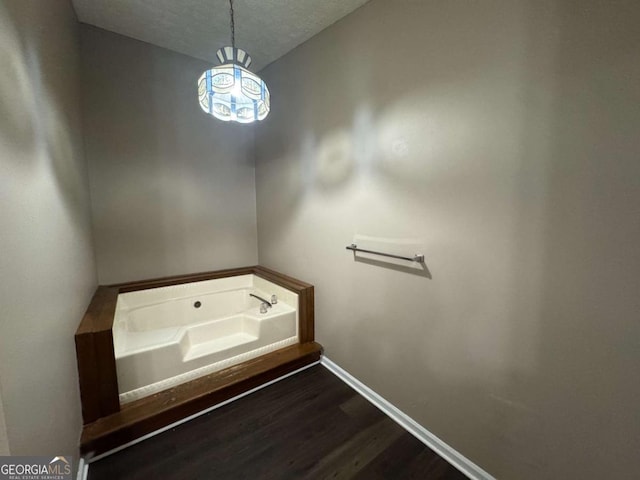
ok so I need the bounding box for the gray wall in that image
[0,386,8,455]
[254,1,640,478]
[0,0,97,457]
[81,26,259,285]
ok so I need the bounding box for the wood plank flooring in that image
[81,342,322,455]
[87,365,467,480]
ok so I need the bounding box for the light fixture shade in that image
[198,47,270,123]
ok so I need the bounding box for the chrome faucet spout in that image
[250,293,272,308]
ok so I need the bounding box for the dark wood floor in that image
[87,366,467,480]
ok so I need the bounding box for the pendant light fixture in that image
[198,0,270,123]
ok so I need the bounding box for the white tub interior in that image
[113,274,298,404]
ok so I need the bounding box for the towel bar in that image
[346,243,424,263]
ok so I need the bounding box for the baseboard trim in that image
[76,457,87,480]
[320,356,495,480]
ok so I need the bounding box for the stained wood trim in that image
[75,287,120,423]
[253,266,315,342]
[81,342,322,456]
[75,267,316,425]
[75,286,119,334]
[75,334,101,423]
[253,265,312,289]
[112,266,255,293]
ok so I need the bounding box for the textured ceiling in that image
[72,0,370,71]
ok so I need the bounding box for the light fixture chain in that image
[229,0,235,50]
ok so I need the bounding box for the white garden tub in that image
[113,274,298,403]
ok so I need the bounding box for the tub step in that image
[80,341,323,457]
[183,332,258,361]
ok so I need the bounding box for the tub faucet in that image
[250,293,272,313]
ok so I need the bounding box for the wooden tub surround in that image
[75,266,320,457]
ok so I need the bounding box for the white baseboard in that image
[83,357,493,479]
[320,356,495,480]
[76,457,87,480]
